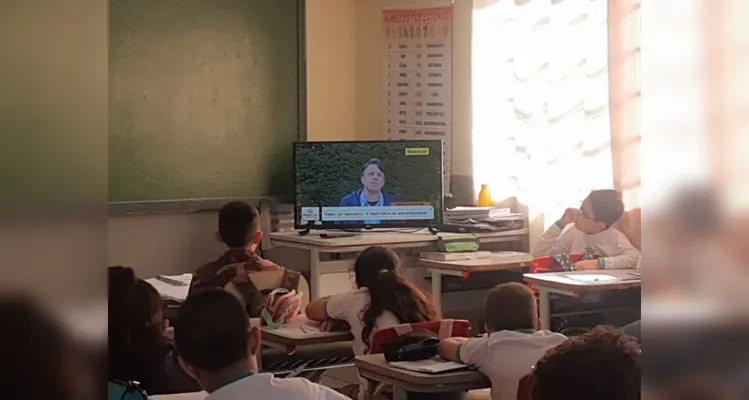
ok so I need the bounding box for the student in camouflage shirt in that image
[190,201,298,317]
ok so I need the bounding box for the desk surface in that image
[524,269,641,292]
[355,354,490,393]
[258,315,354,346]
[270,229,528,250]
[419,251,533,273]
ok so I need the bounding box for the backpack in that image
[260,288,304,328]
[108,380,148,400]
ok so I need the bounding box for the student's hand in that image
[560,208,579,226]
[574,260,599,271]
[320,319,350,332]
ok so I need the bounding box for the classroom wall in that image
[355,0,475,201]
[306,0,358,141]
[108,0,357,277]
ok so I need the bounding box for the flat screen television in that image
[293,140,444,230]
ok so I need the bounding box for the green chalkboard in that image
[108,0,302,204]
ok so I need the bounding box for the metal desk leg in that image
[310,249,320,300]
[538,289,551,330]
[431,269,442,315]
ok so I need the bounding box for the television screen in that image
[294,140,444,229]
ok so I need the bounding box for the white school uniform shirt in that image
[205,373,349,400]
[459,330,568,400]
[326,288,402,400]
[325,288,402,356]
[531,224,640,270]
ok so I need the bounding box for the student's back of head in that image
[108,266,166,376]
[217,201,261,249]
[174,289,252,374]
[531,326,640,400]
[484,283,538,333]
[354,246,438,349]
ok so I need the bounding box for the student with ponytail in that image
[306,246,438,398]
[108,266,200,395]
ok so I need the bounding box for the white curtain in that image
[472,0,614,234]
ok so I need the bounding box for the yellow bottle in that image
[477,184,492,207]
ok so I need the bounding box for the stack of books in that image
[442,207,526,232]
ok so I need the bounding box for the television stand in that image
[296,228,311,236]
[427,226,440,235]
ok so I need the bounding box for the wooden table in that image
[270,229,529,299]
[524,269,641,329]
[418,252,533,314]
[355,354,490,400]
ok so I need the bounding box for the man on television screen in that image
[339,158,399,225]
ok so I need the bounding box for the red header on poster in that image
[382,7,451,24]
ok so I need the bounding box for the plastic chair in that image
[225,270,310,310]
[370,319,472,354]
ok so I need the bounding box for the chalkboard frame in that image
[108,0,306,216]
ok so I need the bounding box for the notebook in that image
[145,273,193,302]
[389,358,471,374]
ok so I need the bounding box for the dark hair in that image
[354,246,438,350]
[361,158,385,176]
[108,266,166,380]
[484,283,537,332]
[532,326,641,400]
[218,201,260,248]
[588,189,625,228]
[0,295,80,400]
[174,289,250,372]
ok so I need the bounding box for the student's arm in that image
[531,223,575,258]
[600,231,640,269]
[438,337,470,362]
[305,296,331,321]
[447,336,489,368]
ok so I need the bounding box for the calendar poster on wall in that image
[382,6,452,191]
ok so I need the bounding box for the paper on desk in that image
[267,325,332,339]
[145,276,191,302]
[564,274,619,283]
[150,392,207,400]
[390,358,470,374]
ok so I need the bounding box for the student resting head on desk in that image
[531,189,640,271]
[173,289,349,400]
[305,246,438,399]
[438,283,567,400]
[190,201,297,318]
[531,326,640,400]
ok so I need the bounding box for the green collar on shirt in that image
[223,370,255,387]
[513,329,536,334]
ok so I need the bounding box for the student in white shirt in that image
[532,189,640,270]
[173,289,349,400]
[306,246,438,399]
[439,283,567,400]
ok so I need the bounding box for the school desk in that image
[150,392,206,400]
[417,252,533,314]
[269,229,529,299]
[355,354,490,400]
[523,269,642,330]
[256,315,355,376]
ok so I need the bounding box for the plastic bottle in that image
[477,184,492,207]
